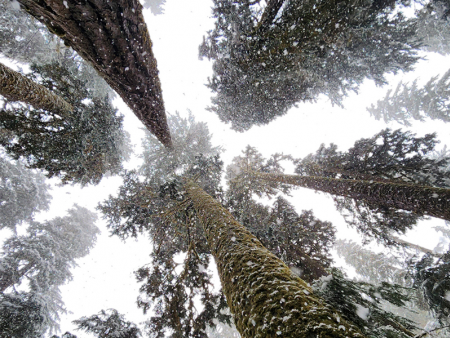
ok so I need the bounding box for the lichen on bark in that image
[185,180,365,338]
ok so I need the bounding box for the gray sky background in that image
[1,0,450,336]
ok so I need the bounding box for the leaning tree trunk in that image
[0,62,73,114]
[185,180,365,338]
[253,172,450,221]
[17,0,172,148]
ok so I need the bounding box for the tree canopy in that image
[1,0,450,337]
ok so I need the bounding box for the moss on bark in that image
[254,172,450,221]
[185,180,365,338]
[0,62,73,114]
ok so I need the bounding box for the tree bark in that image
[0,62,73,114]
[185,180,365,338]
[253,172,450,221]
[17,0,172,148]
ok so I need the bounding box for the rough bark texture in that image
[0,62,73,114]
[254,172,450,221]
[185,180,365,338]
[17,0,172,148]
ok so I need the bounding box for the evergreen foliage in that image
[296,129,450,244]
[0,153,51,231]
[0,206,99,293]
[73,309,141,338]
[0,292,58,338]
[142,0,167,15]
[99,114,228,337]
[140,112,222,184]
[0,0,112,98]
[0,206,99,336]
[335,239,409,285]
[409,249,450,328]
[225,146,334,282]
[0,59,131,185]
[415,1,450,55]
[313,268,417,338]
[367,70,450,126]
[200,0,420,130]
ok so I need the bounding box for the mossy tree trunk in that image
[17,0,172,148]
[253,172,450,221]
[185,180,365,338]
[0,62,73,114]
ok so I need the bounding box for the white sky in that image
[2,0,450,336]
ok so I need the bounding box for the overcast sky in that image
[2,0,450,336]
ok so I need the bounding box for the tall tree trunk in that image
[253,172,450,221]
[0,62,73,114]
[184,180,365,338]
[17,0,172,148]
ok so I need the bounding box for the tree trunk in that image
[184,180,365,338]
[254,0,285,33]
[17,0,172,148]
[390,235,439,257]
[253,172,450,221]
[0,62,73,114]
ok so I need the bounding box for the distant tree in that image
[99,114,227,337]
[0,206,98,336]
[0,62,73,114]
[73,309,140,338]
[336,239,410,285]
[206,319,240,338]
[142,0,167,15]
[140,112,222,184]
[199,0,420,130]
[15,0,172,147]
[0,60,131,185]
[335,239,450,333]
[0,291,63,338]
[294,129,450,243]
[0,153,51,231]
[409,249,450,328]
[367,70,450,126]
[0,205,99,293]
[312,268,417,338]
[414,1,450,55]
[50,332,78,338]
